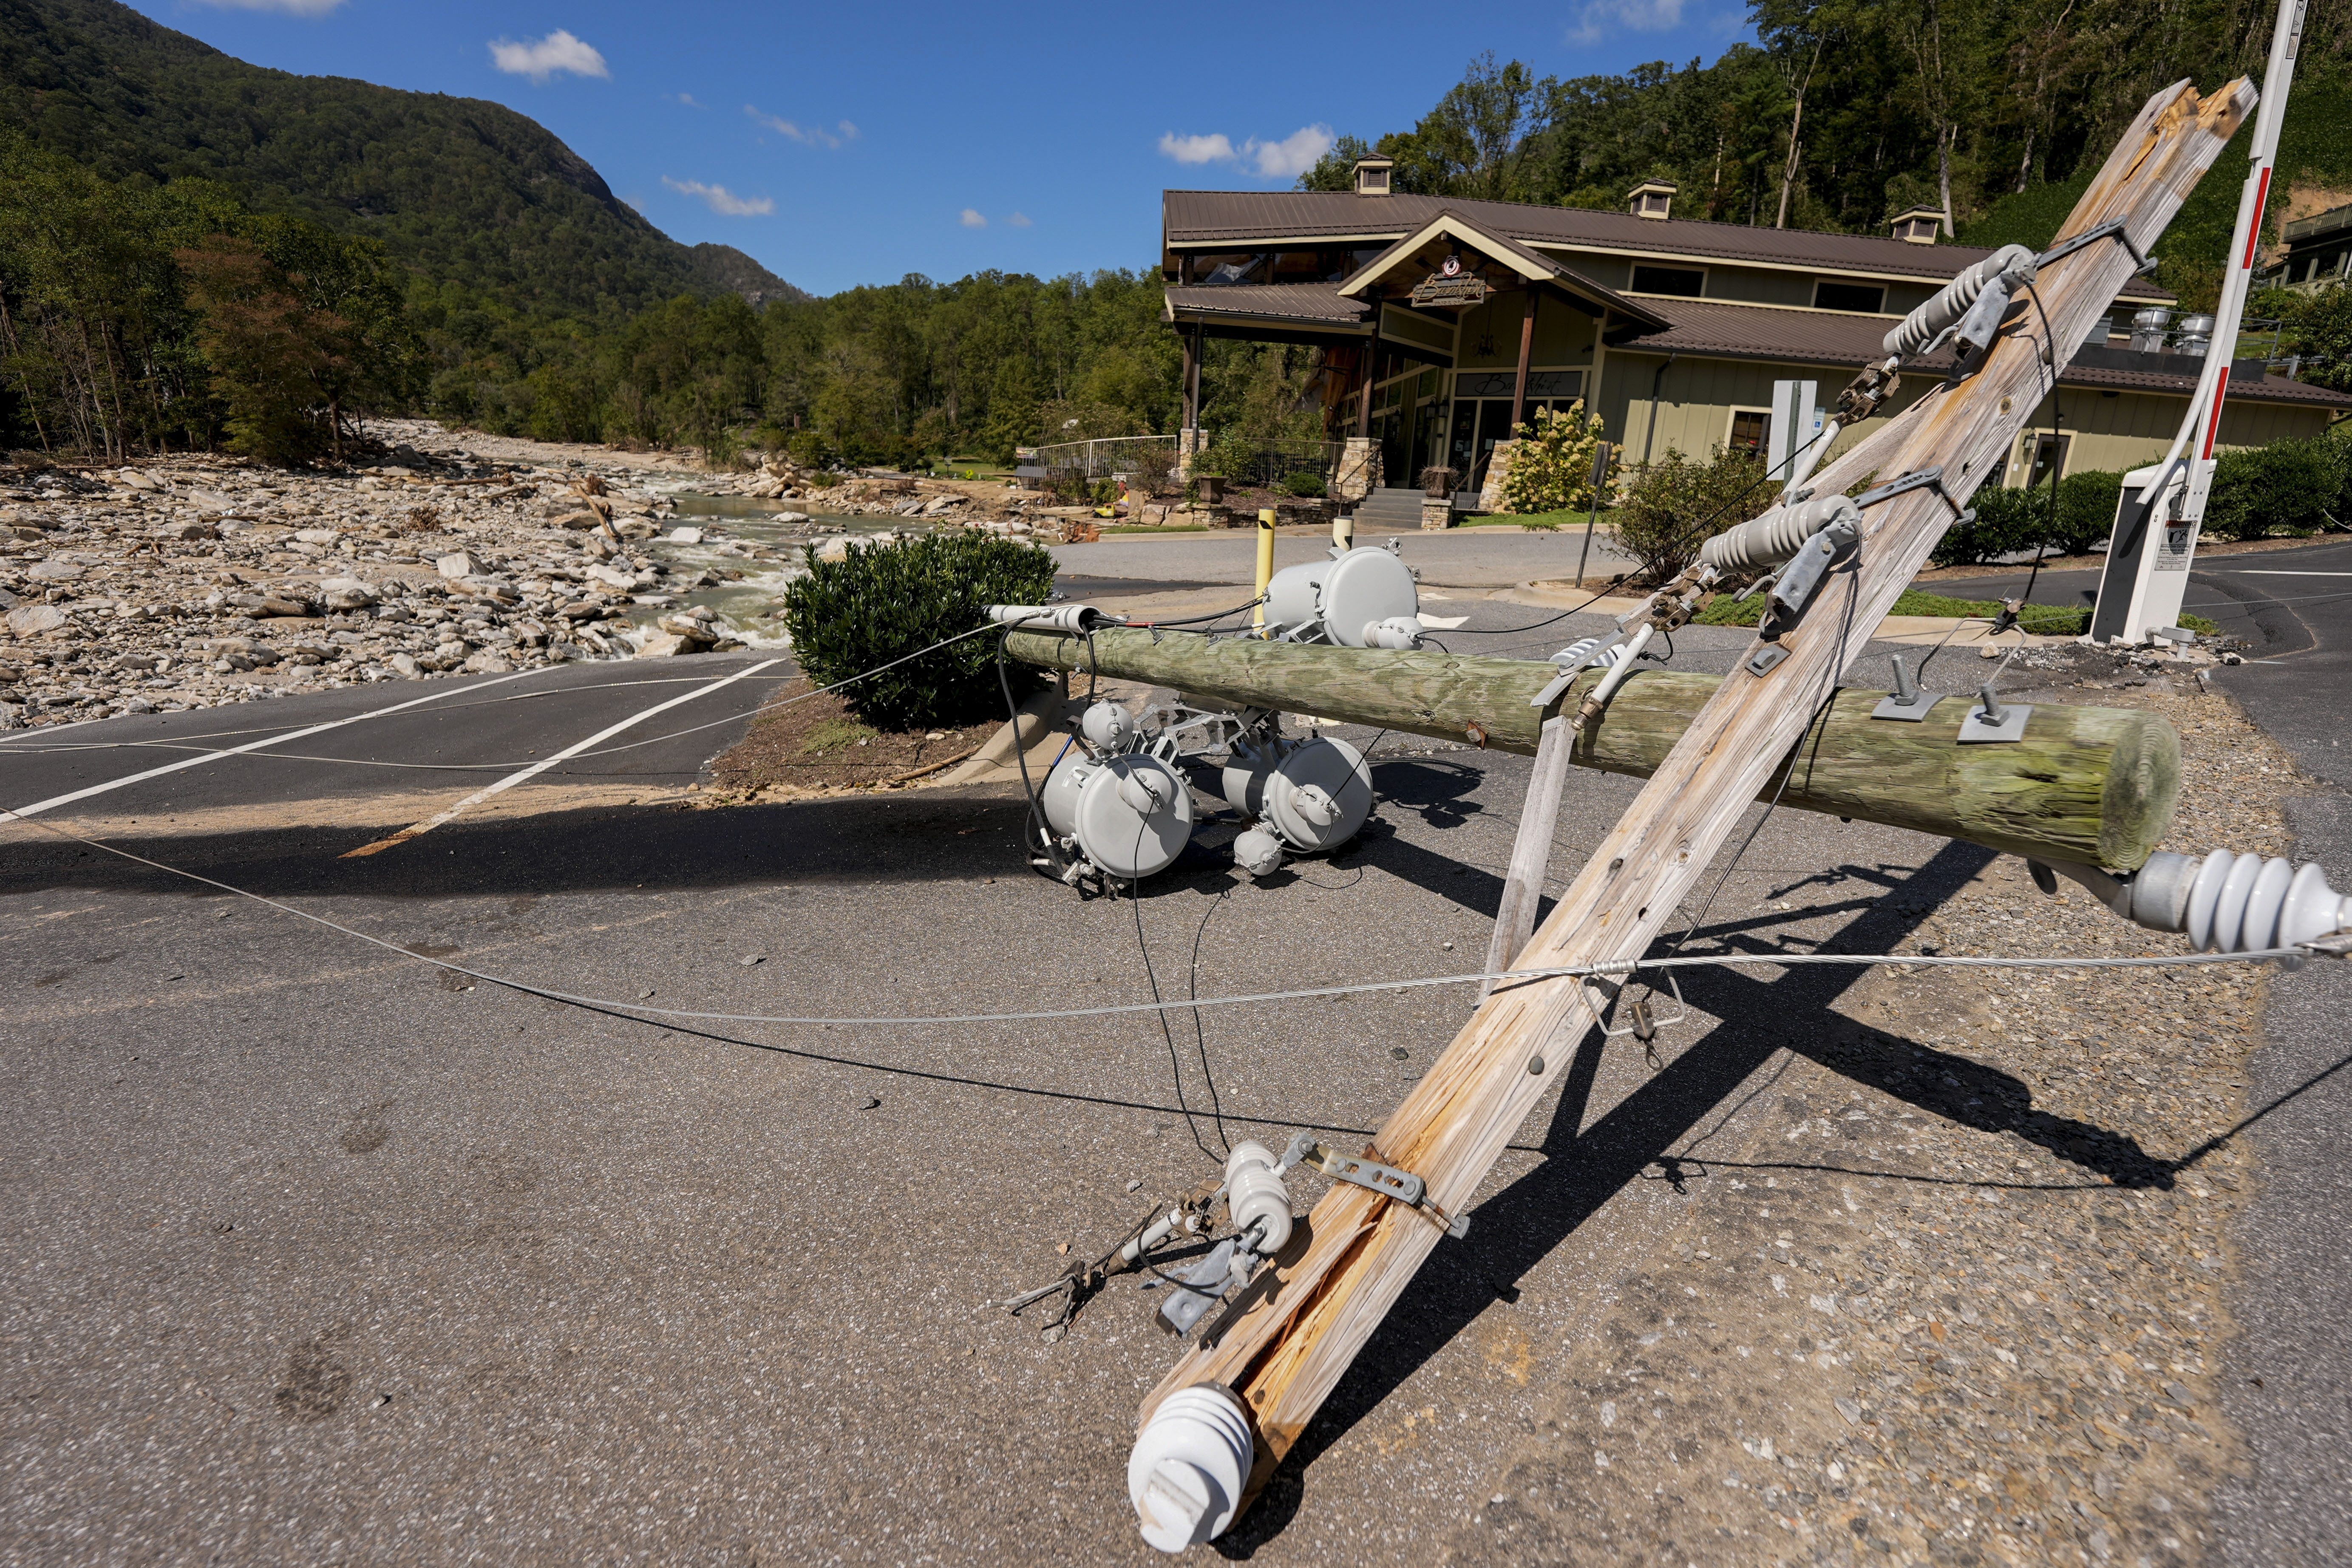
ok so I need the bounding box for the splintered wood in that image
[1139,75,2257,1517]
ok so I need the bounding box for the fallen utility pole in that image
[1003,630,2181,873]
[1133,75,2257,1530]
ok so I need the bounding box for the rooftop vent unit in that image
[1889,205,1945,244]
[1353,156,1394,197]
[1627,179,1677,221]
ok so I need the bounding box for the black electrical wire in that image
[996,623,1068,881]
[1126,593,1267,629]
[1122,817,1227,1162]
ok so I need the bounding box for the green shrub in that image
[2206,439,2342,541]
[1498,402,1606,514]
[780,532,1056,730]
[2049,469,2123,557]
[786,429,835,469]
[1281,469,1327,498]
[1612,446,1775,583]
[1931,484,2049,566]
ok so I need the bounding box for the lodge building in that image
[1161,159,2351,509]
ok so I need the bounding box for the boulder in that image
[295,528,341,546]
[168,521,219,541]
[26,558,83,581]
[317,576,380,610]
[436,551,485,579]
[588,563,640,591]
[463,649,516,674]
[665,526,705,544]
[632,631,694,657]
[6,605,68,637]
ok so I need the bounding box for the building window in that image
[1629,264,1705,298]
[1814,279,1887,314]
[1728,408,1769,456]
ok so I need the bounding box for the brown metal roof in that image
[1608,297,2352,407]
[1162,189,2174,300]
[1164,281,1368,327]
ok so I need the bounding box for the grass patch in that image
[1695,588,2220,637]
[801,716,881,756]
[1102,524,1213,534]
[1457,507,1614,531]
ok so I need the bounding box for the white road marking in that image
[341,659,782,857]
[2223,570,2352,576]
[2,668,539,822]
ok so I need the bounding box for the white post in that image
[2090,0,2306,645]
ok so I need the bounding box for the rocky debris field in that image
[0,424,1105,730]
[1429,679,2305,1568]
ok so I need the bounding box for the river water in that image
[621,492,936,650]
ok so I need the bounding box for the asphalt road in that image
[3,571,2346,1563]
[1932,536,2352,656]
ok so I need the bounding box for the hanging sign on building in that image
[1410,254,1487,307]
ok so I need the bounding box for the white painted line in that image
[342,659,782,857]
[2,668,541,823]
[2224,570,2352,576]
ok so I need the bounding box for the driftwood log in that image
[1003,628,2180,871]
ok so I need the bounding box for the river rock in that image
[632,631,694,657]
[26,558,84,581]
[6,605,69,637]
[665,527,704,544]
[317,576,380,610]
[436,551,485,579]
[294,528,340,546]
[463,649,516,674]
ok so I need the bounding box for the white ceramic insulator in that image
[2179,850,2351,953]
[1882,244,2037,359]
[1362,616,1425,650]
[1082,701,1135,752]
[1130,1385,1255,1553]
[1292,784,1338,827]
[1224,1141,1294,1256]
[1232,826,1285,879]
[1700,494,1863,575]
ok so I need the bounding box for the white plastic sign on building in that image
[1768,380,1823,483]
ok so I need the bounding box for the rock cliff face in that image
[0,0,806,316]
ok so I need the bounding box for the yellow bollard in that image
[1253,508,1277,634]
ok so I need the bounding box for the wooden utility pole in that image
[1136,76,2256,1516]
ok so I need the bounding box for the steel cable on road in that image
[6,809,2316,1032]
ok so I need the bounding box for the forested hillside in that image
[1300,0,2352,308]
[0,0,802,321]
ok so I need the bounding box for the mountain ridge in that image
[0,0,807,317]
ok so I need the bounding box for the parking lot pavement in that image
[3,590,2342,1563]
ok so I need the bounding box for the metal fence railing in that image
[1033,434,1178,481]
[1214,439,1344,490]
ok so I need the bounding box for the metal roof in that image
[1162,189,2174,299]
[1164,282,1368,327]
[1608,297,2352,406]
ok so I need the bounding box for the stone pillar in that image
[1333,436,1382,503]
[1175,427,1204,481]
[1477,439,1519,513]
[1420,496,1453,531]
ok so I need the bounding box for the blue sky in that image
[148,0,1756,297]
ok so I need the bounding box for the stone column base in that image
[1420,498,1454,531]
[1478,439,1519,512]
[1334,436,1382,504]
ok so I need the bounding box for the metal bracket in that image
[1854,466,1967,521]
[1955,685,2032,743]
[2036,216,2158,277]
[1573,969,1690,1041]
[1745,642,1790,678]
[1871,652,1940,722]
[1281,1133,1469,1239]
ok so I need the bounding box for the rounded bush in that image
[781,531,1056,730]
[2206,440,2340,541]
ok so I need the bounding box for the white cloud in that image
[1568,0,1686,44]
[959,208,988,228]
[1158,132,1236,166]
[488,30,609,83]
[748,108,858,148]
[1158,125,1335,179]
[1006,212,1034,228]
[195,0,345,13]
[662,177,774,217]
[1245,125,1335,179]
[672,93,705,108]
